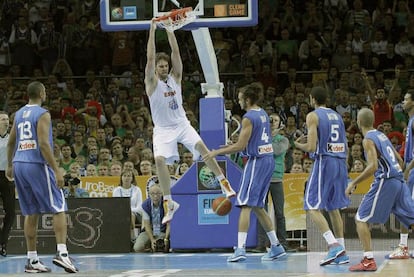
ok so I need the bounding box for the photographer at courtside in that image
[133,184,170,253]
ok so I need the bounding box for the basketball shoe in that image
[385,244,410,259]
[319,243,345,266]
[219,178,236,198]
[261,244,286,261]
[332,253,350,265]
[162,200,180,224]
[52,252,78,273]
[349,257,377,272]
[25,259,51,273]
[227,247,246,262]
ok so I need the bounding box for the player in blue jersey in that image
[386,89,414,259]
[346,108,414,271]
[294,86,350,266]
[203,85,286,262]
[6,81,78,273]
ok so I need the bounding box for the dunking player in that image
[346,108,414,271]
[6,81,78,273]
[203,85,286,262]
[145,20,235,224]
[294,87,350,265]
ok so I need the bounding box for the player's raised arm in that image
[145,20,158,97]
[166,29,182,84]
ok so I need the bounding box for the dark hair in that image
[241,85,261,105]
[27,81,44,99]
[310,86,328,105]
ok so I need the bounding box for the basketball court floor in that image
[0,250,413,276]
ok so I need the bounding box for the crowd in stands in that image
[1,0,414,186]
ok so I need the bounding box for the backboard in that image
[100,0,258,31]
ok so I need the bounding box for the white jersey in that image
[149,75,188,127]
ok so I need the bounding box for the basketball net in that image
[155,7,196,32]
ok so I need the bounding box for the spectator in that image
[290,163,304,173]
[139,160,153,176]
[362,69,394,128]
[395,31,414,57]
[133,184,169,253]
[113,170,143,243]
[175,162,189,177]
[97,163,109,176]
[350,158,366,173]
[71,130,87,157]
[111,141,126,163]
[348,144,365,170]
[302,157,314,173]
[59,144,75,173]
[98,147,111,164]
[110,160,123,176]
[85,164,98,176]
[62,162,89,198]
[8,15,37,76]
[255,113,291,252]
[370,30,388,56]
[344,0,370,31]
[37,19,62,75]
[298,32,322,65]
[274,28,298,63]
[123,161,139,176]
[181,151,194,166]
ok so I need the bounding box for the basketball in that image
[212,196,232,216]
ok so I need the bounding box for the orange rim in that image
[154,7,193,21]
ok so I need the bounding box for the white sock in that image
[57,244,68,254]
[400,233,408,246]
[322,230,338,245]
[337,238,345,248]
[27,251,38,261]
[266,231,279,246]
[216,175,225,181]
[134,228,139,238]
[237,232,247,249]
[364,251,374,259]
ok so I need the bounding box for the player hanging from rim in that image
[144,19,235,224]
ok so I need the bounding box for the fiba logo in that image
[198,165,220,189]
[111,7,123,20]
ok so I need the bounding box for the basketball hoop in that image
[154,7,196,32]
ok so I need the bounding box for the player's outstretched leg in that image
[162,200,180,224]
[219,177,236,198]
